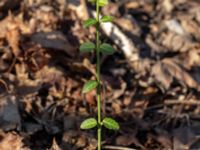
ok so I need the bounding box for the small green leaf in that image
[99,43,115,55]
[101,15,113,23]
[99,0,108,6]
[80,118,97,129]
[83,18,97,28]
[82,80,98,93]
[80,42,95,53]
[102,117,119,130]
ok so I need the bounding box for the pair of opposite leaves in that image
[80,15,114,55]
[80,0,114,55]
[80,42,115,55]
[83,15,113,28]
[81,117,120,130]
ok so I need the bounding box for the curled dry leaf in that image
[34,5,59,31]
[35,66,67,98]
[161,32,196,52]
[0,12,30,39]
[30,31,75,57]
[0,11,33,59]
[152,58,200,91]
[6,26,21,57]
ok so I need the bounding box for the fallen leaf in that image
[51,138,61,150]
[15,63,42,95]
[152,58,200,91]
[0,131,26,150]
[116,134,144,149]
[6,26,21,57]
[30,31,76,57]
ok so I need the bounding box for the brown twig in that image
[103,145,137,150]
[164,99,200,105]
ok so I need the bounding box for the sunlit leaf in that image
[82,80,98,93]
[80,42,95,53]
[99,43,115,55]
[102,117,119,130]
[99,0,108,6]
[80,118,97,129]
[101,15,113,22]
[83,18,98,28]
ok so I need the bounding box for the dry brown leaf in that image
[35,66,64,83]
[76,135,87,148]
[177,49,200,70]
[125,1,140,9]
[61,131,78,149]
[33,5,59,31]
[30,31,76,57]
[162,0,173,13]
[68,0,89,20]
[0,131,26,150]
[112,100,122,114]
[0,12,22,57]
[152,58,200,91]
[51,138,61,150]
[116,134,144,149]
[6,26,21,57]
[152,59,173,90]
[161,31,198,53]
[114,18,137,32]
[0,12,30,39]
[35,66,66,98]
[15,63,41,95]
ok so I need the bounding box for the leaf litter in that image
[0,0,200,149]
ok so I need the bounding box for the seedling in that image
[80,0,119,149]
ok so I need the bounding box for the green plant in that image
[79,0,119,149]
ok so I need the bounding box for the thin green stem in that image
[96,0,101,150]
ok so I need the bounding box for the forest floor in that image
[0,0,200,149]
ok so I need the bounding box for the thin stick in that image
[103,145,137,150]
[164,99,200,105]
